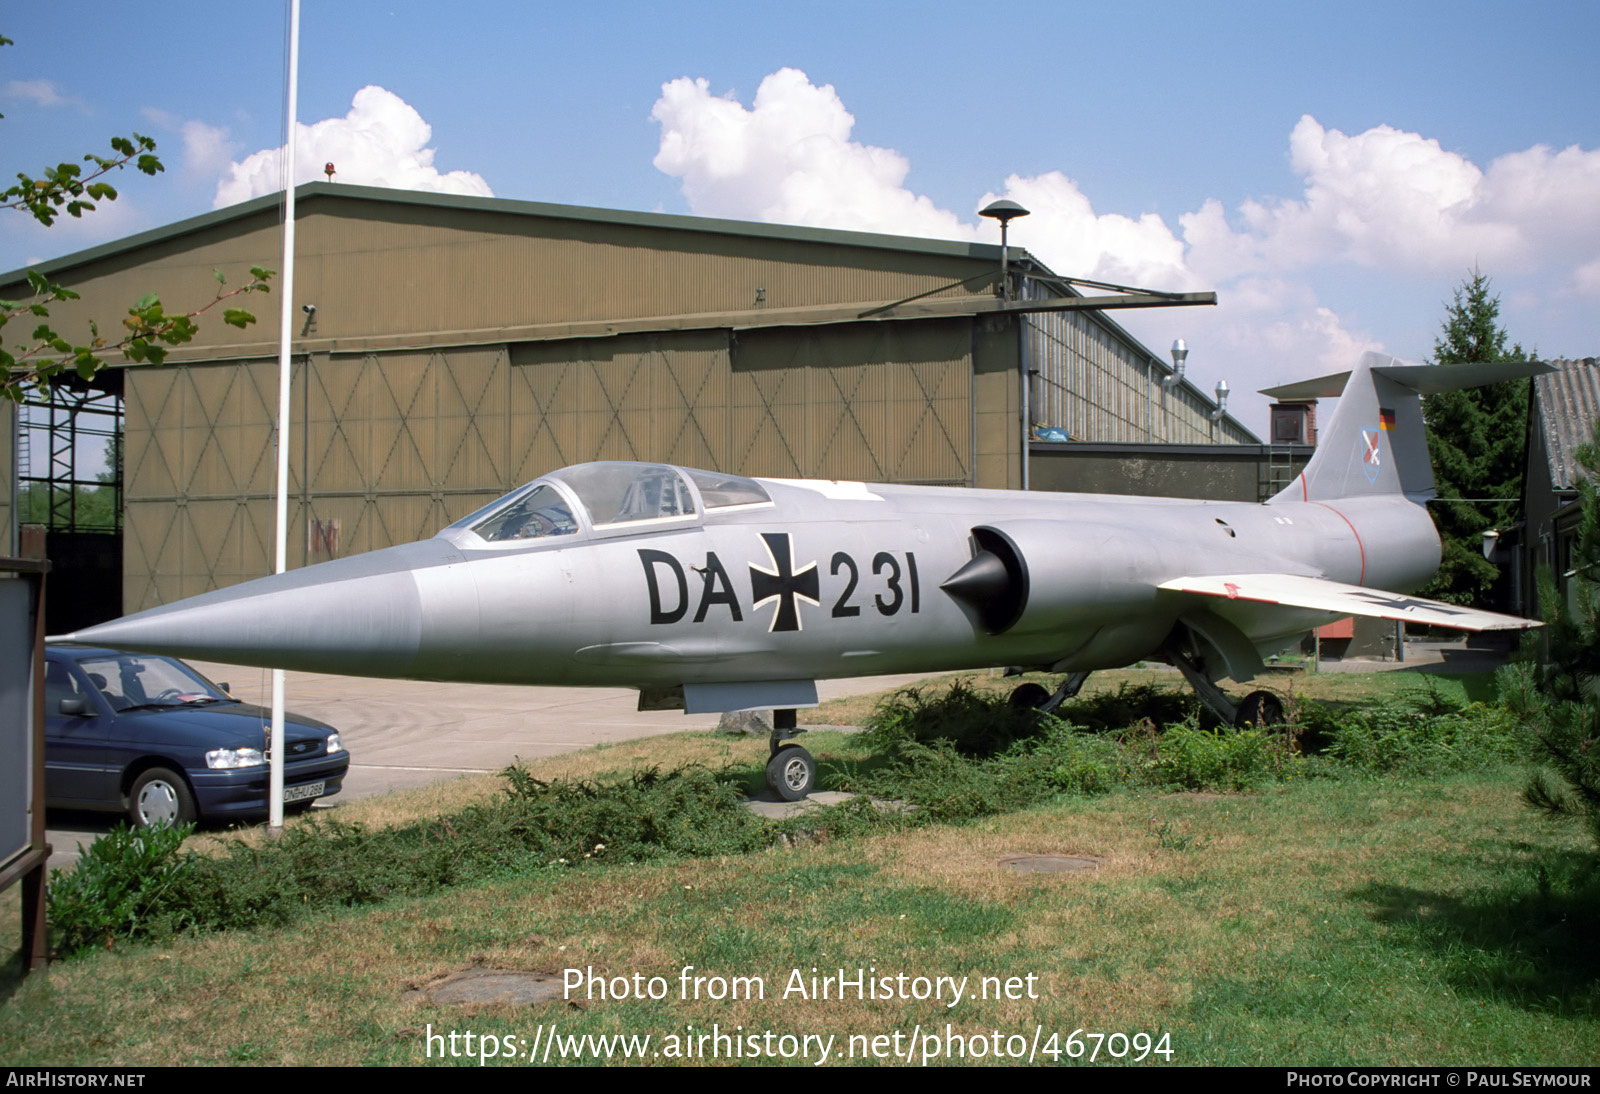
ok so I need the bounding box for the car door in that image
[43,656,117,806]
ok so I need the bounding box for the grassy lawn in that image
[3,670,1595,1067]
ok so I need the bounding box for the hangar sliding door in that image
[730,320,972,485]
[123,360,281,610]
[124,347,512,610]
[509,321,972,486]
[299,346,511,564]
[509,331,733,478]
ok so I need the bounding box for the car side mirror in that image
[58,698,89,716]
[218,682,230,693]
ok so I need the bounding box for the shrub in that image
[1149,723,1298,790]
[50,764,771,957]
[858,679,1049,757]
[1309,698,1519,776]
[49,822,198,959]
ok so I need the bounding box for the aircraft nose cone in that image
[54,540,461,677]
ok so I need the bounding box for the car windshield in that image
[75,655,226,711]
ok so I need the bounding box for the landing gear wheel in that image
[1235,690,1285,728]
[128,767,196,828]
[1008,682,1051,710]
[765,746,816,802]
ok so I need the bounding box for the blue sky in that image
[4,1,1597,432]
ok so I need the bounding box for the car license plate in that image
[283,781,324,803]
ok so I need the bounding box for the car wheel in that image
[128,767,197,828]
[765,746,816,802]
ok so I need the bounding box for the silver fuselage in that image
[71,476,1440,690]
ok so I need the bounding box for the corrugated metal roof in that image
[0,182,1011,286]
[1534,357,1600,491]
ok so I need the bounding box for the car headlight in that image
[206,747,266,769]
[325,733,343,755]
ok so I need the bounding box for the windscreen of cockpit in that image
[465,483,578,542]
[684,468,771,508]
[552,463,696,526]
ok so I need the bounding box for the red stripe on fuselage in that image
[1311,501,1366,585]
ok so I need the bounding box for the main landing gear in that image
[765,708,816,802]
[1009,656,1286,730]
[1162,638,1287,728]
[1007,670,1092,714]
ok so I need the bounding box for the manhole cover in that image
[413,967,565,1006]
[998,854,1100,873]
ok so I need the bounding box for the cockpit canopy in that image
[445,462,771,545]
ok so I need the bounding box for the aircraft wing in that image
[1157,573,1540,631]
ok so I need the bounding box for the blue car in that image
[45,646,349,827]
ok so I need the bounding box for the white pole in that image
[268,0,301,834]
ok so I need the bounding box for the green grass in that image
[5,775,1595,1065]
[3,671,1594,1066]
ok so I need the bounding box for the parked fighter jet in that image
[55,352,1546,798]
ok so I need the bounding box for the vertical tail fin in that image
[1262,352,1549,505]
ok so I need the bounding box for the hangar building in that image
[1,184,1273,628]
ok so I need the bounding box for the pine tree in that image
[1421,271,1529,607]
[1499,432,1600,850]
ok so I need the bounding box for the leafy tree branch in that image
[1,33,273,399]
[0,266,273,402]
[1,132,163,227]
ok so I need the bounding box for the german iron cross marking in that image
[749,532,819,633]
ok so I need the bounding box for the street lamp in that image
[979,199,1030,301]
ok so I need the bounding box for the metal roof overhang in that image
[111,288,1217,363]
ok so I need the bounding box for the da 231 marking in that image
[639,534,921,632]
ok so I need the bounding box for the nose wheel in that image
[765,708,816,801]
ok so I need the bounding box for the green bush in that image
[49,822,198,959]
[51,764,771,958]
[1058,682,1211,732]
[1148,723,1298,790]
[858,680,1049,757]
[1307,699,1519,776]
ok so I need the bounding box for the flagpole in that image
[269,0,301,834]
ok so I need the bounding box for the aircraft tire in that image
[1008,682,1051,710]
[1235,690,1285,728]
[766,746,816,802]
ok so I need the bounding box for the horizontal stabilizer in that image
[1157,573,1540,632]
[1261,359,1552,400]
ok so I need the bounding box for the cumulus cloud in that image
[180,120,236,180]
[649,69,1600,429]
[652,69,972,240]
[982,171,1199,291]
[4,79,83,110]
[652,69,1210,293]
[1183,116,1600,289]
[213,86,492,207]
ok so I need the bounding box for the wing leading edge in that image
[1157,573,1540,632]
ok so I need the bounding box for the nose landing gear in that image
[765,708,816,801]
